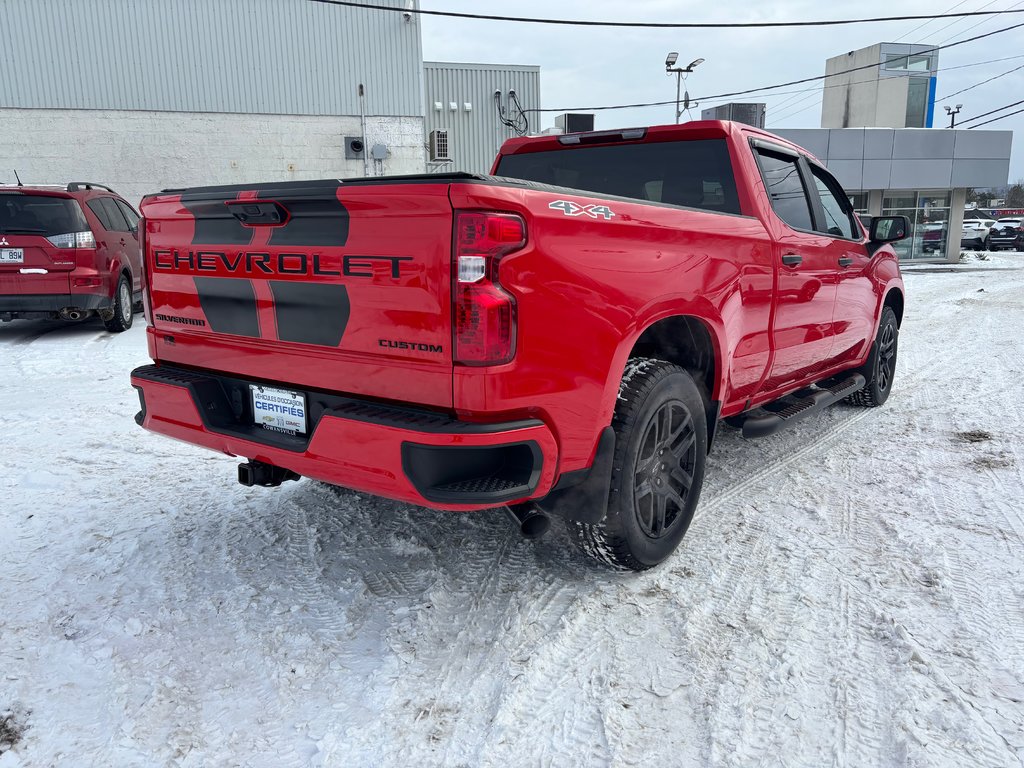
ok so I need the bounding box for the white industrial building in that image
[0,0,540,206]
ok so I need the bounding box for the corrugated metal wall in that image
[0,0,423,116]
[424,62,541,174]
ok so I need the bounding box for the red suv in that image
[0,182,142,332]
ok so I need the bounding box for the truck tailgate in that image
[140,179,454,409]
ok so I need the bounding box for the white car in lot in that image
[961,217,997,250]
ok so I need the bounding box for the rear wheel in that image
[575,359,707,571]
[103,274,134,333]
[847,306,898,408]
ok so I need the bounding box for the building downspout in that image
[359,83,370,178]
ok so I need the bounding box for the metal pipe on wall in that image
[359,83,370,178]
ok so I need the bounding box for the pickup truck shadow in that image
[0,317,111,345]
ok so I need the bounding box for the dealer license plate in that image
[251,385,307,434]
[0,248,24,263]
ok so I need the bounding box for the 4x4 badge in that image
[548,200,615,220]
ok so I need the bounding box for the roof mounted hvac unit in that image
[429,130,451,162]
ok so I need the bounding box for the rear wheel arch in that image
[628,315,720,400]
[621,314,723,452]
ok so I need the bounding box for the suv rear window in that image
[494,138,742,215]
[0,194,89,236]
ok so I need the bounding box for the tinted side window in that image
[87,198,117,230]
[115,199,140,230]
[809,165,857,239]
[99,197,130,232]
[495,138,742,215]
[87,199,112,230]
[754,149,813,232]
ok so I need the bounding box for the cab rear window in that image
[0,194,89,236]
[495,138,742,215]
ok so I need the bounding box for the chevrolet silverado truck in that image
[130,120,907,571]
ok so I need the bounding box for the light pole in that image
[945,104,962,128]
[666,53,705,124]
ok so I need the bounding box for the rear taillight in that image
[453,211,526,365]
[46,231,96,249]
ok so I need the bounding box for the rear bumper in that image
[0,291,109,318]
[130,364,559,511]
[989,237,1023,250]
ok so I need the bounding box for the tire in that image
[982,235,991,251]
[103,274,134,333]
[575,359,708,571]
[847,306,898,408]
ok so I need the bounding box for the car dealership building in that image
[780,42,1013,264]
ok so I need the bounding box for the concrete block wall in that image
[0,109,426,207]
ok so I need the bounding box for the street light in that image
[666,53,705,124]
[945,104,963,128]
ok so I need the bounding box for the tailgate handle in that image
[225,200,289,227]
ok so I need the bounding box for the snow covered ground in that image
[2,254,1023,767]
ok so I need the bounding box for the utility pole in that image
[665,53,705,124]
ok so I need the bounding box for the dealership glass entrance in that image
[882,191,951,260]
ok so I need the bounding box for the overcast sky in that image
[420,0,1024,183]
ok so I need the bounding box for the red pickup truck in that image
[131,121,907,570]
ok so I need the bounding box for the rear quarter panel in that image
[450,181,774,473]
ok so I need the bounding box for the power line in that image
[898,0,973,41]
[913,0,1003,43]
[306,0,1024,28]
[751,54,1024,110]
[935,0,1024,43]
[524,22,1024,113]
[772,97,824,124]
[696,23,1024,102]
[959,98,1024,124]
[937,63,1024,101]
[967,106,1024,126]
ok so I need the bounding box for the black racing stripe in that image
[269,196,350,247]
[193,277,260,338]
[181,192,254,246]
[269,281,350,347]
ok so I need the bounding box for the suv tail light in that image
[46,231,96,249]
[453,211,526,365]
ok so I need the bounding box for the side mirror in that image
[869,215,909,242]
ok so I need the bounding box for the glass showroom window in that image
[849,192,869,213]
[882,191,951,260]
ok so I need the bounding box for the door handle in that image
[838,257,853,267]
[781,253,802,266]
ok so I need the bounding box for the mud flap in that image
[534,427,615,525]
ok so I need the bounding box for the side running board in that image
[737,374,866,439]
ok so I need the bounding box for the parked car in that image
[961,217,997,250]
[922,221,947,253]
[130,120,907,570]
[0,182,142,331]
[989,218,1024,251]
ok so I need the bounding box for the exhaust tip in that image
[520,512,551,539]
[505,503,551,539]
